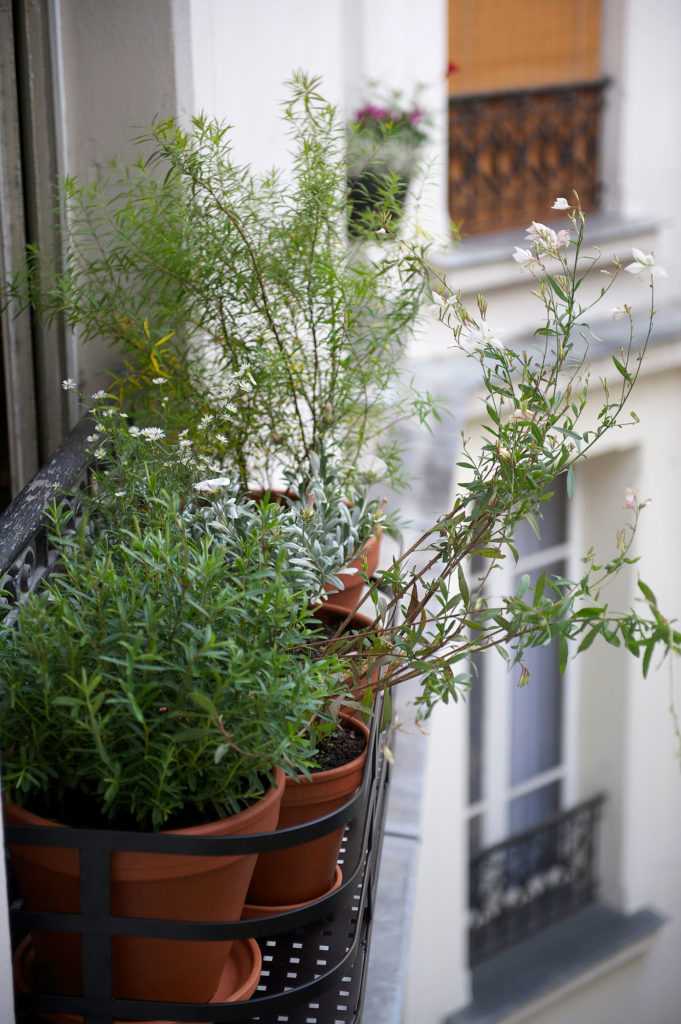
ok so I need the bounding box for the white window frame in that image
[466,492,579,849]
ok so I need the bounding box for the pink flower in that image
[624,488,637,510]
[355,105,390,122]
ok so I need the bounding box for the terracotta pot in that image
[247,716,369,906]
[323,530,382,612]
[4,770,284,1005]
[242,864,343,920]
[314,602,379,698]
[12,932,262,1024]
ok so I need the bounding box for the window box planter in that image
[0,422,394,1023]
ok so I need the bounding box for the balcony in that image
[469,795,605,966]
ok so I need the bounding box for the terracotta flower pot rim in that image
[4,768,286,882]
[281,714,370,809]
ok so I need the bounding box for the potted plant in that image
[346,83,430,238]
[0,426,352,1008]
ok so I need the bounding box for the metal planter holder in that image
[0,422,392,1024]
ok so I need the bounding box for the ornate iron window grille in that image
[469,794,605,965]
[449,78,609,236]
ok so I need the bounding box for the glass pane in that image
[514,474,567,559]
[509,780,561,835]
[468,814,483,858]
[468,651,484,805]
[510,561,564,786]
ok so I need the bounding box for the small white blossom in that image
[552,197,571,210]
[128,425,141,436]
[91,390,108,400]
[525,221,558,249]
[114,490,126,498]
[624,487,637,510]
[625,248,668,279]
[460,322,504,354]
[152,377,166,385]
[100,408,116,417]
[215,433,229,444]
[376,228,387,236]
[194,477,232,494]
[86,434,99,443]
[139,427,165,441]
[61,378,77,392]
[512,246,542,270]
[611,305,630,320]
[555,229,571,249]
[199,414,214,428]
[178,438,193,449]
[94,447,107,460]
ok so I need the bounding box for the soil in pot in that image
[323,530,382,613]
[246,715,369,907]
[5,769,285,1005]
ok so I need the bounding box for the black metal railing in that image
[449,78,609,236]
[469,794,605,965]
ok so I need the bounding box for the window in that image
[448,0,606,235]
[466,475,575,850]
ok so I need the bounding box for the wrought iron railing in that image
[449,78,609,236]
[468,794,605,965]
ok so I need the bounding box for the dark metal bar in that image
[449,76,610,105]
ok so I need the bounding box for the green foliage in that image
[9,73,433,494]
[0,460,348,830]
[318,205,681,713]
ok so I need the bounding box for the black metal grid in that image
[0,420,393,1023]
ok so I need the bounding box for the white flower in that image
[152,377,166,385]
[194,477,232,494]
[91,389,108,400]
[376,228,387,236]
[199,414,214,428]
[512,246,542,270]
[525,221,558,248]
[61,378,77,392]
[555,229,571,249]
[460,322,504,354]
[178,438,193,449]
[100,408,115,417]
[94,447,107,460]
[139,427,165,441]
[128,425,141,436]
[86,434,99,443]
[114,490,126,498]
[611,305,630,320]
[552,197,571,210]
[625,248,668,279]
[624,487,637,510]
[215,433,228,444]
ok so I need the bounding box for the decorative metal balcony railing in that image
[449,79,609,236]
[469,794,605,965]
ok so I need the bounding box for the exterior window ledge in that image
[445,904,665,1024]
[429,213,660,294]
